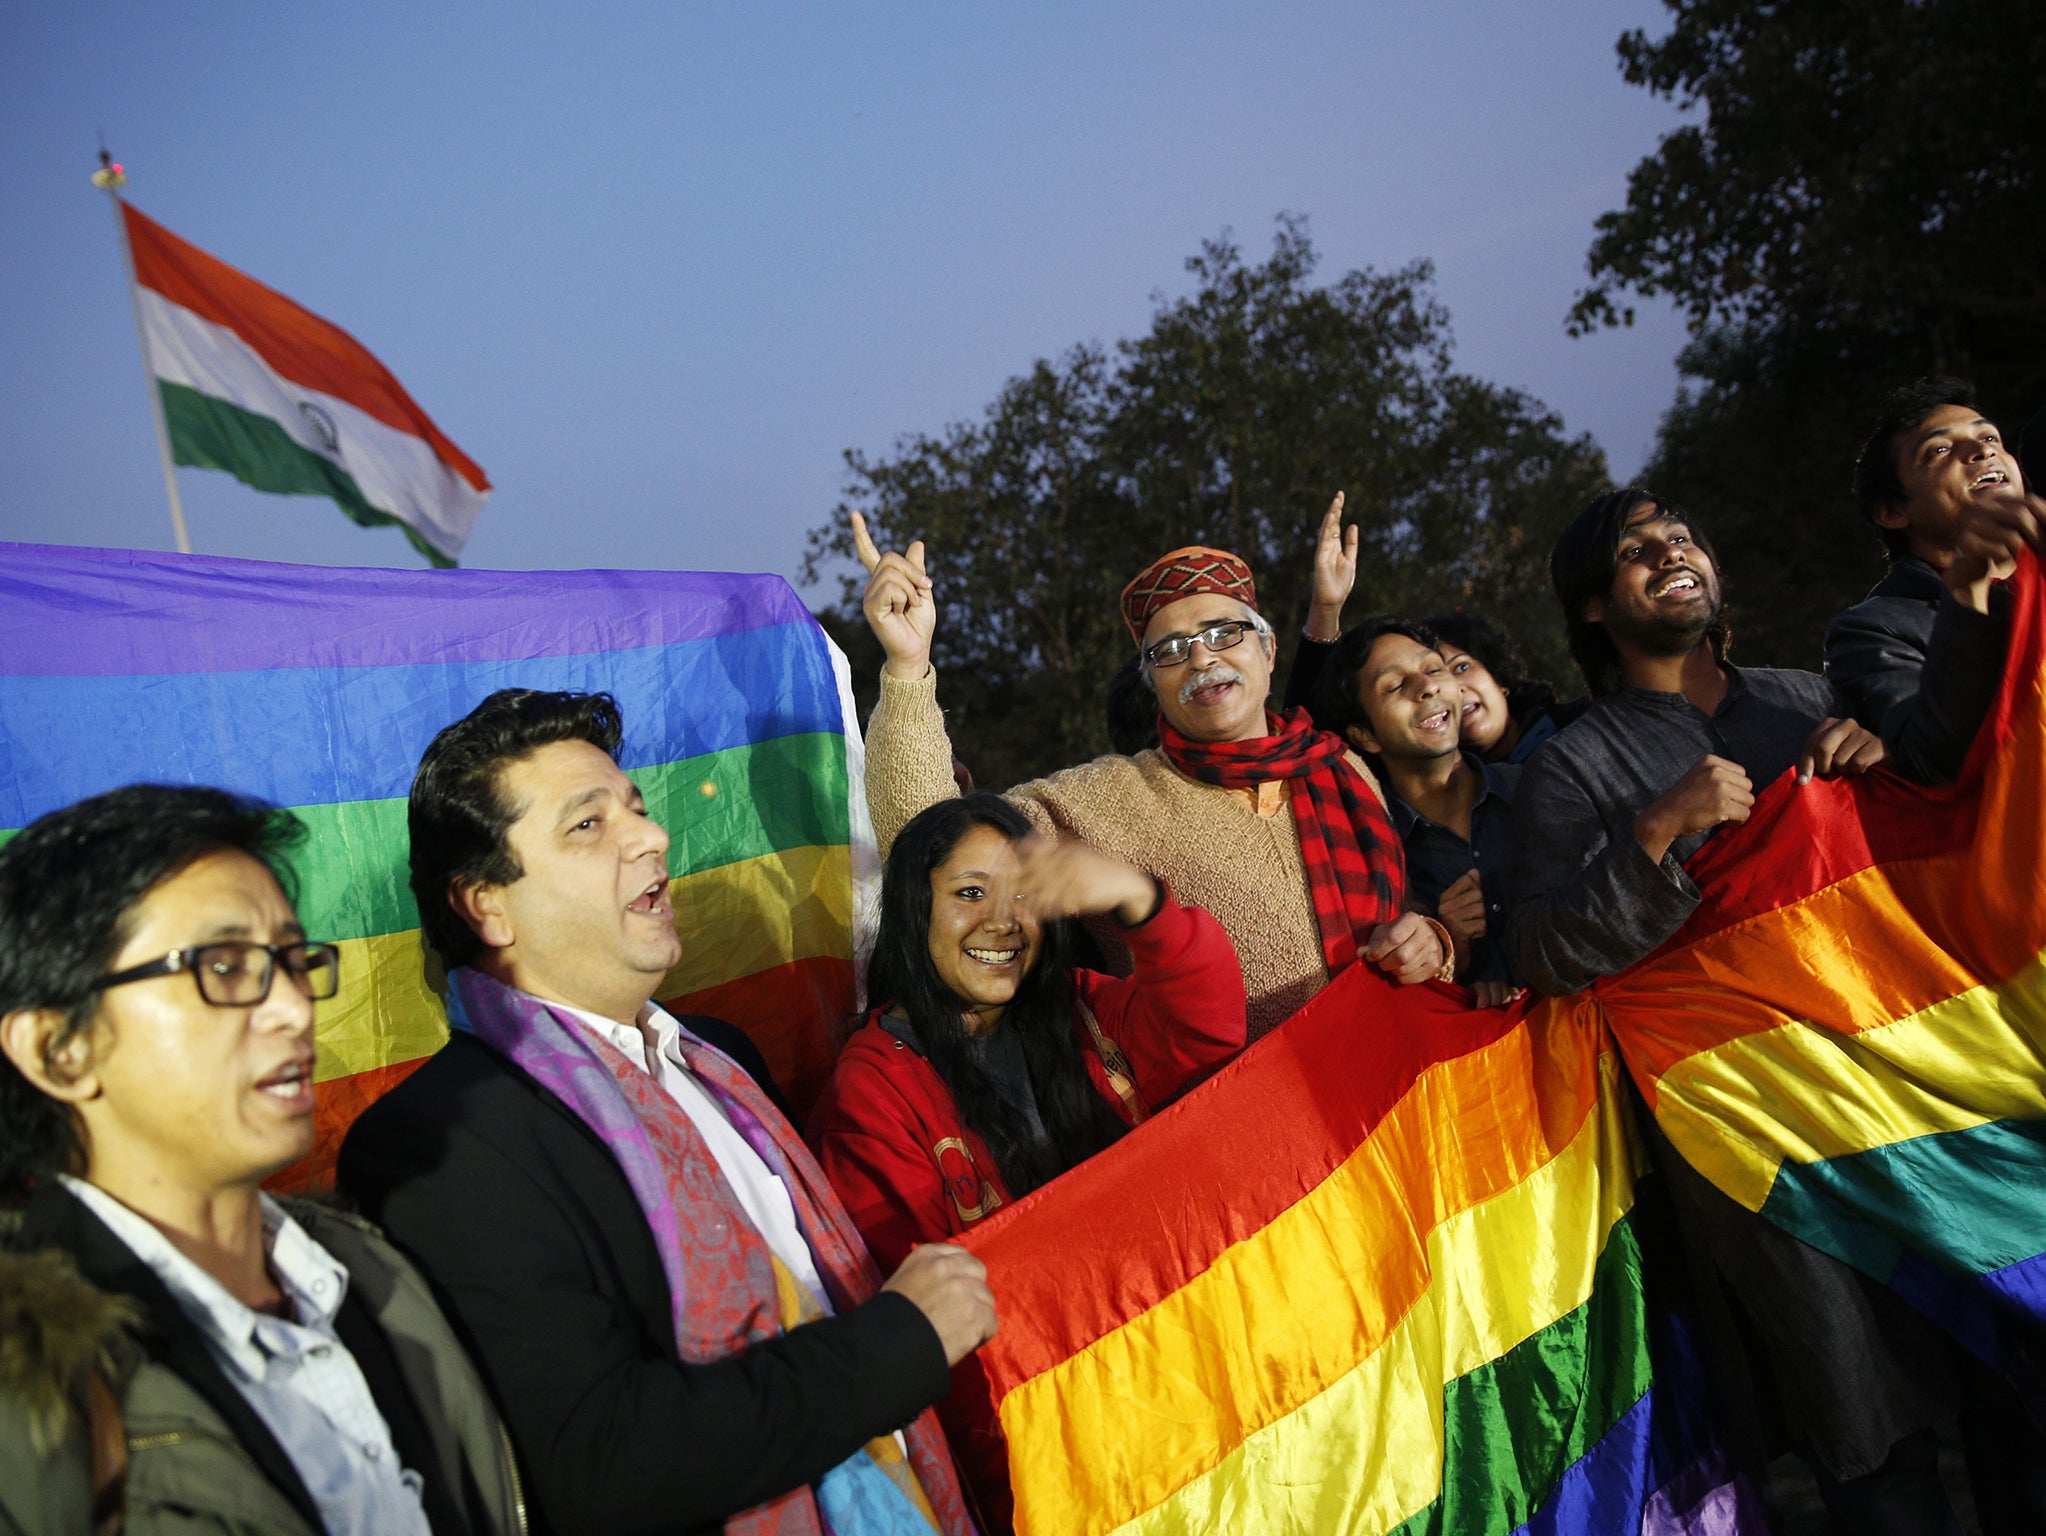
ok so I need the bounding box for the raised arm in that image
[1014,839,1246,1102]
[1283,492,1357,720]
[852,510,965,852]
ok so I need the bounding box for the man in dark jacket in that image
[339,689,993,1536]
[1825,377,2043,783]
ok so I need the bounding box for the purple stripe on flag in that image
[0,542,818,677]
[1513,1388,1766,1536]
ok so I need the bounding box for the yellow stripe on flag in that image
[1000,1039,1635,1536]
[311,844,854,1084]
[1654,946,2046,1211]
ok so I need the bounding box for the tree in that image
[807,219,1608,788]
[1573,0,2046,669]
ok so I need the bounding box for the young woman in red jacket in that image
[808,793,1248,1271]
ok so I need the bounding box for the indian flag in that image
[123,202,488,566]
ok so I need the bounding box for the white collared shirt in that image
[62,1177,433,1536]
[557,999,832,1311]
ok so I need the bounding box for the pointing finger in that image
[850,511,882,573]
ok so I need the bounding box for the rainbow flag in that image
[950,967,1747,1535]
[1596,551,2046,1380]
[945,556,2046,1532]
[123,203,489,566]
[0,542,874,1187]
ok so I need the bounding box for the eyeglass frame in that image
[90,940,343,1008]
[1140,616,1268,670]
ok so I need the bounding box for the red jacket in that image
[807,890,1247,1272]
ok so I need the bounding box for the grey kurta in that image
[1507,663,1841,997]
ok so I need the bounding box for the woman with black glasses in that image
[0,783,522,1536]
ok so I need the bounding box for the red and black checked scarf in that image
[1157,706,1407,975]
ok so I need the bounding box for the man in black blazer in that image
[339,689,995,1536]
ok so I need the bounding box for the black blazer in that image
[337,1028,949,1536]
[14,1180,476,1536]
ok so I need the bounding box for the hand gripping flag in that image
[0,541,876,1188]
[121,204,489,565]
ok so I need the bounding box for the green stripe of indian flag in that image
[140,286,484,562]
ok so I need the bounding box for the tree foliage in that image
[1574,0,2046,669]
[806,219,1608,788]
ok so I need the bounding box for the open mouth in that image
[255,1057,315,1109]
[1650,571,1701,599]
[1418,705,1454,734]
[1973,469,2009,490]
[964,945,1022,967]
[627,877,673,919]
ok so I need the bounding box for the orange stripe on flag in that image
[123,202,489,492]
[266,1056,432,1195]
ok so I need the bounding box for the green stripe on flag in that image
[1760,1117,2046,1280]
[1385,1211,1652,1536]
[287,732,850,942]
[159,381,455,567]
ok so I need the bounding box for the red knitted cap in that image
[1119,546,1260,647]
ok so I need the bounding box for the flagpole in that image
[94,151,192,555]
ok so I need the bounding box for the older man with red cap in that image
[852,506,1448,1040]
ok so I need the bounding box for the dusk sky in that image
[1,3,1692,593]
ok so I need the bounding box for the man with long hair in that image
[338,689,992,1536]
[1507,489,2045,1534]
[1507,488,1886,997]
[851,501,1450,1042]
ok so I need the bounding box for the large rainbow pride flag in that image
[6,539,2041,1532]
[947,554,2046,1532]
[0,542,874,1186]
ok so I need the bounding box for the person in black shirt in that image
[1314,618,1523,1007]
[1826,377,2042,784]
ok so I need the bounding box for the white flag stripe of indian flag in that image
[140,289,486,559]
[123,203,488,566]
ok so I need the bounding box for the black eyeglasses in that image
[92,941,342,1007]
[1142,619,1259,669]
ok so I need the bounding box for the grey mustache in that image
[1178,663,1245,705]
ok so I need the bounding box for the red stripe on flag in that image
[123,202,489,492]
[666,955,856,1117]
[959,966,1546,1384]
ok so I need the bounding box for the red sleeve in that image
[807,1044,962,1274]
[1077,887,1247,1107]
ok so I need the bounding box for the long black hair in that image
[869,794,1131,1196]
[1551,487,1730,698]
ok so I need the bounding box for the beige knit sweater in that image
[865,666,1408,1040]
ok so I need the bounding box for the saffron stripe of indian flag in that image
[123,203,488,565]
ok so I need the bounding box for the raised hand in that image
[1946,482,2043,608]
[852,510,936,680]
[1798,717,1887,783]
[1012,837,1161,928]
[1306,492,1359,642]
[881,1242,997,1366]
[1634,754,1753,863]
